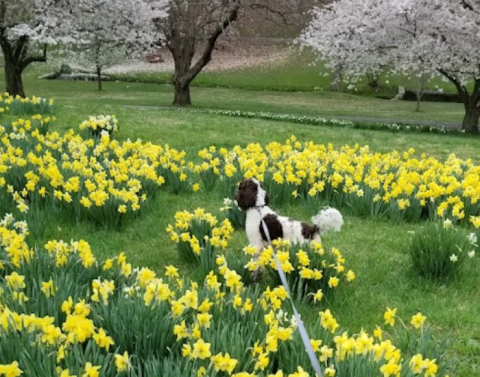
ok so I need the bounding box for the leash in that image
[259,213,324,377]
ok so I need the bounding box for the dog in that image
[236,178,343,252]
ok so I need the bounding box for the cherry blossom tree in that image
[68,0,169,91]
[157,0,305,106]
[300,0,391,85]
[301,0,480,132]
[0,0,75,97]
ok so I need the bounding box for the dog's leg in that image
[313,233,322,244]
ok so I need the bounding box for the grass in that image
[108,48,462,98]
[2,65,480,376]
[108,55,334,92]
[19,49,469,126]
[14,67,467,126]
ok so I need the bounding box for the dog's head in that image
[236,178,269,210]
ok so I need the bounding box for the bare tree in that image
[156,0,317,106]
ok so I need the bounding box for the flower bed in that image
[0,214,451,376]
[0,93,55,115]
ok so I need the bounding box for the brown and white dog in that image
[236,178,343,252]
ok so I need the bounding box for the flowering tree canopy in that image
[0,0,169,96]
[0,0,76,96]
[300,0,391,81]
[67,0,169,90]
[301,0,480,132]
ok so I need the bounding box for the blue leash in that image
[259,215,324,377]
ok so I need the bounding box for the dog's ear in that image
[236,179,258,210]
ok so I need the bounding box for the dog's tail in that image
[311,207,343,235]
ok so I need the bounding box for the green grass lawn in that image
[14,67,467,127]
[14,51,469,126]
[109,54,335,92]
[190,50,465,97]
[2,68,480,376]
[107,48,462,98]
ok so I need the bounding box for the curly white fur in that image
[311,207,344,233]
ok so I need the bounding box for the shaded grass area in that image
[1,67,480,376]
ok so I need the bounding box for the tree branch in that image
[19,44,47,71]
[183,4,240,85]
[249,3,292,26]
[470,75,480,106]
[438,68,469,104]
[461,0,480,14]
[13,36,28,62]
[0,0,6,24]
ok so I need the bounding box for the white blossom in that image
[300,0,480,129]
[61,0,169,74]
[1,1,76,45]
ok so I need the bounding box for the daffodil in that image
[410,312,427,329]
[384,307,397,327]
[191,338,211,360]
[115,351,131,372]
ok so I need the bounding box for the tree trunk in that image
[169,44,195,106]
[96,67,103,91]
[4,60,25,97]
[170,46,194,106]
[166,3,240,107]
[462,105,480,132]
[173,81,191,106]
[415,73,427,112]
[366,72,379,89]
[415,91,422,112]
[369,78,379,89]
[1,37,47,98]
[330,65,343,92]
[438,70,480,133]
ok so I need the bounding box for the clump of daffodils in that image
[245,239,355,302]
[166,208,234,272]
[0,214,33,268]
[0,93,54,115]
[157,145,191,194]
[79,115,119,137]
[0,119,167,231]
[0,214,452,377]
[10,114,55,135]
[191,146,223,190]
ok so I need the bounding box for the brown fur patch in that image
[260,214,283,242]
[301,222,319,240]
[236,179,258,210]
